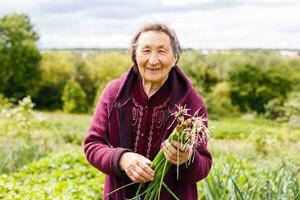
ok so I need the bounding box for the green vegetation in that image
[0,99,299,199]
[198,154,299,200]
[62,79,88,113]
[0,14,41,100]
[0,149,103,200]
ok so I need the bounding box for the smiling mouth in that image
[146,68,161,72]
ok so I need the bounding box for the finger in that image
[139,161,154,177]
[136,162,154,181]
[168,156,184,165]
[168,144,182,157]
[161,141,168,153]
[139,156,152,166]
[164,141,177,155]
[161,143,171,161]
[138,156,154,176]
[163,141,186,163]
[163,141,183,162]
[169,152,188,163]
[175,147,193,164]
[131,170,144,183]
[172,141,188,152]
[168,147,191,164]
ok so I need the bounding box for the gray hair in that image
[130,23,181,68]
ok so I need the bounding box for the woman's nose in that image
[148,53,159,65]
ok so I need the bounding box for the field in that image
[0,108,299,199]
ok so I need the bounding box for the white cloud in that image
[161,0,214,6]
[1,0,300,49]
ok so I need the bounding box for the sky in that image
[1,0,300,49]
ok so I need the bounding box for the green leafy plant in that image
[0,149,103,199]
[61,79,88,113]
[1,96,45,137]
[199,156,299,200]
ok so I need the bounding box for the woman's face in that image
[136,31,176,85]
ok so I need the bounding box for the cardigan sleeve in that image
[177,90,212,183]
[83,82,131,176]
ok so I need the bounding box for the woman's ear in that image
[171,55,177,67]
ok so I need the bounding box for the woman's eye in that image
[158,50,166,53]
[142,49,150,53]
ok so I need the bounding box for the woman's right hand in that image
[119,152,154,183]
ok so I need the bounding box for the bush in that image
[0,94,11,110]
[1,96,45,137]
[264,98,286,120]
[34,51,75,109]
[180,53,220,94]
[73,55,97,108]
[205,82,239,118]
[61,79,87,113]
[228,64,292,113]
[265,92,300,127]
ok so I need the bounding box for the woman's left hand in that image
[161,140,193,165]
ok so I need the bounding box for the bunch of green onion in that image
[109,105,209,200]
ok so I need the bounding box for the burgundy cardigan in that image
[83,65,212,200]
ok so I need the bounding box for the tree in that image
[62,79,87,113]
[228,64,292,113]
[34,51,74,109]
[73,54,97,107]
[0,14,41,99]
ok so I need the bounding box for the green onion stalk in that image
[108,105,209,200]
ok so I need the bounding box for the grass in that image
[209,117,300,140]
[0,110,90,174]
[198,153,300,200]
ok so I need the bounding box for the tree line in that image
[1,14,300,124]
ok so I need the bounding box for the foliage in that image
[228,64,292,113]
[198,154,300,200]
[1,17,299,116]
[209,117,300,141]
[205,81,239,118]
[73,54,97,108]
[0,149,103,200]
[1,96,45,137]
[34,51,130,111]
[34,51,75,109]
[0,14,41,99]
[0,110,90,174]
[0,96,49,173]
[0,109,299,199]
[85,51,130,85]
[0,93,12,110]
[264,98,286,120]
[62,79,88,113]
[0,138,49,174]
[46,113,89,146]
[180,51,220,93]
[265,91,300,127]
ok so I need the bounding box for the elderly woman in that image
[84,23,212,199]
